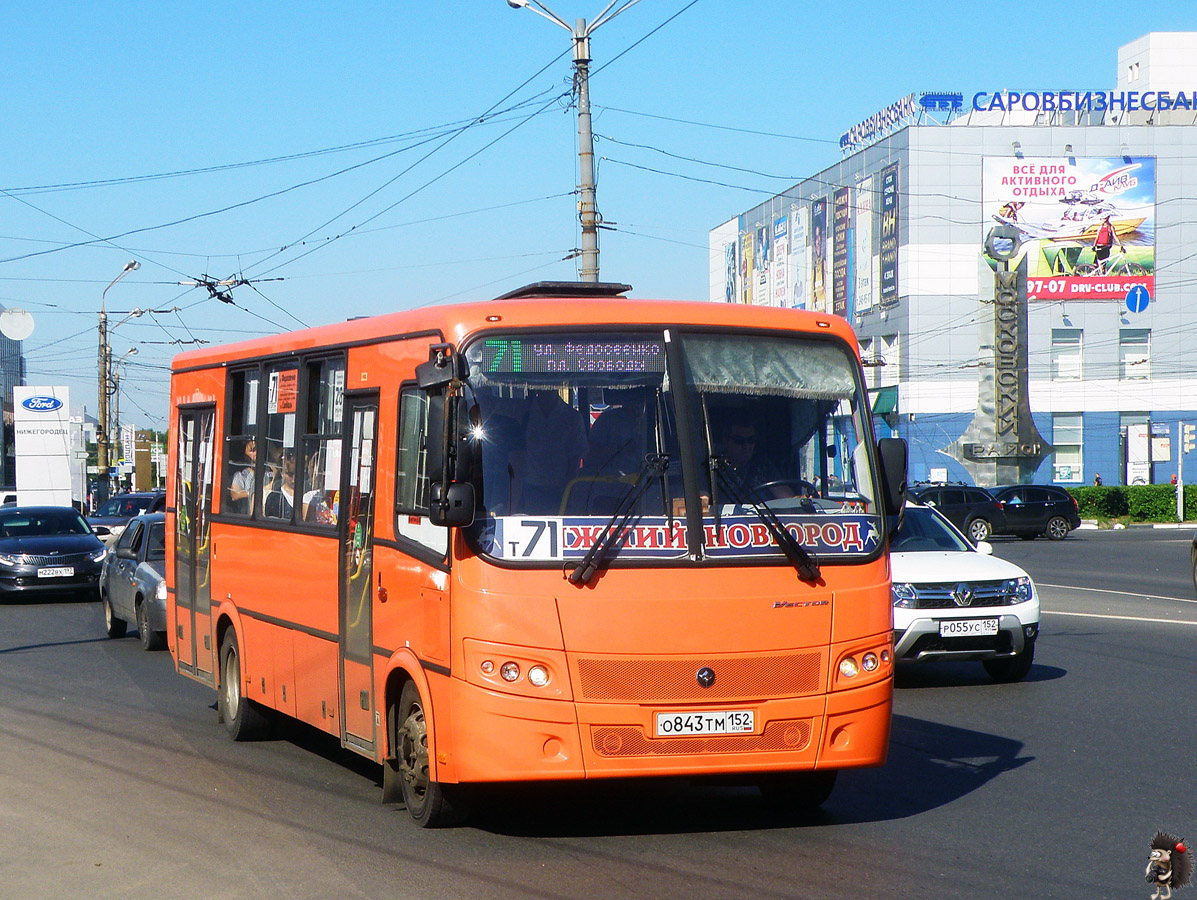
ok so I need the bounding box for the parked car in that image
[907,482,1007,543]
[100,512,168,650]
[890,502,1040,682]
[0,506,109,601]
[87,491,167,544]
[988,484,1081,540]
[0,489,16,506]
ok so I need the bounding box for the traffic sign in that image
[1126,284,1150,313]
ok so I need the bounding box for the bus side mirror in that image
[429,481,475,528]
[877,437,907,517]
[416,342,462,389]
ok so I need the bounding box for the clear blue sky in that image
[2,1,1193,427]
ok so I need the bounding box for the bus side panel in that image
[293,630,340,734]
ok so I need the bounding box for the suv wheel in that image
[967,518,992,543]
[1046,516,1071,541]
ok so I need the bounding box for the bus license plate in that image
[939,618,998,637]
[654,710,754,738]
[38,566,74,578]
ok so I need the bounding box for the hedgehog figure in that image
[1147,831,1192,900]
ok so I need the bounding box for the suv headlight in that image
[90,547,108,563]
[891,582,918,608]
[1002,576,1034,604]
[0,552,19,567]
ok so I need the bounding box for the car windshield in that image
[0,510,92,537]
[890,506,973,553]
[147,523,166,560]
[461,329,882,565]
[96,496,155,517]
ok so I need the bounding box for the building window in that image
[1051,329,1083,380]
[1053,413,1083,483]
[1119,329,1150,380]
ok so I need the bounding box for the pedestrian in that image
[1093,472,1103,486]
[1171,473,1178,485]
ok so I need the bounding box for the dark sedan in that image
[0,506,109,600]
[100,513,168,650]
[87,491,167,544]
[989,484,1081,540]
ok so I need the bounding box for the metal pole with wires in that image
[98,260,139,504]
[506,0,643,282]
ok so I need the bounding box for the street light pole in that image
[506,0,643,282]
[112,348,138,483]
[98,260,139,503]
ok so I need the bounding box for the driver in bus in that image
[719,417,794,500]
[518,389,588,514]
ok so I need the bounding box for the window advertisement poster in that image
[812,197,829,313]
[879,163,900,307]
[771,215,790,307]
[788,204,809,310]
[832,186,851,318]
[14,386,72,507]
[982,156,1155,301]
[754,223,770,304]
[855,177,875,312]
[740,231,754,305]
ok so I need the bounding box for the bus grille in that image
[575,652,822,702]
[591,719,812,757]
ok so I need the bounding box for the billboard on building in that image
[879,163,900,306]
[14,386,72,507]
[754,223,770,305]
[812,197,828,312]
[982,156,1155,301]
[739,231,754,304]
[788,204,809,310]
[771,216,789,307]
[855,176,875,312]
[832,186,851,318]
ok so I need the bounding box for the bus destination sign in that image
[481,338,665,374]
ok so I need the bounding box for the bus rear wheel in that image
[388,680,466,827]
[218,630,271,741]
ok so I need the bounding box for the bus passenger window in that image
[223,368,260,516]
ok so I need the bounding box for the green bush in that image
[1065,484,1197,523]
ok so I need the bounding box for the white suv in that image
[890,502,1039,682]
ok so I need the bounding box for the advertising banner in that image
[982,156,1155,301]
[740,231,754,304]
[832,186,851,317]
[855,177,875,312]
[14,386,72,507]
[754,224,770,305]
[879,163,900,306]
[812,197,828,312]
[789,204,809,310]
[723,240,737,304]
[771,216,789,307]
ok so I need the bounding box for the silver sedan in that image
[100,512,167,651]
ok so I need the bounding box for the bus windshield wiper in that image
[567,453,670,586]
[713,459,820,582]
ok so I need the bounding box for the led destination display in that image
[481,337,666,374]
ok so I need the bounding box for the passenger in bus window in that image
[227,439,257,513]
[264,451,295,519]
[518,390,588,514]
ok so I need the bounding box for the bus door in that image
[339,394,379,753]
[174,407,216,683]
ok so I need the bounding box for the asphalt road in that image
[1,527,1194,899]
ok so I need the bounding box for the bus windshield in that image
[462,329,882,564]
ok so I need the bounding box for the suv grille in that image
[905,580,1020,609]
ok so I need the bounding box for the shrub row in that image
[1066,484,1197,522]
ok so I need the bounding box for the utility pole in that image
[506,0,643,282]
[97,260,140,505]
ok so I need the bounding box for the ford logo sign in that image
[22,396,63,412]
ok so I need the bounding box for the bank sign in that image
[14,386,72,507]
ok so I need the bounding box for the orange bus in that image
[167,281,906,826]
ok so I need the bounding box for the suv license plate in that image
[38,566,75,578]
[940,618,999,637]
[654,710,754,737]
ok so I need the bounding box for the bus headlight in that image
[839,657,860,678]
[527,665,550,687]
[500,661,520,682]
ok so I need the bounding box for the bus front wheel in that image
[218,631,271,741]
[388,680,466,827]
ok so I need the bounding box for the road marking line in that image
[1042,610,1197,626]
[1037,583,1197,605]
